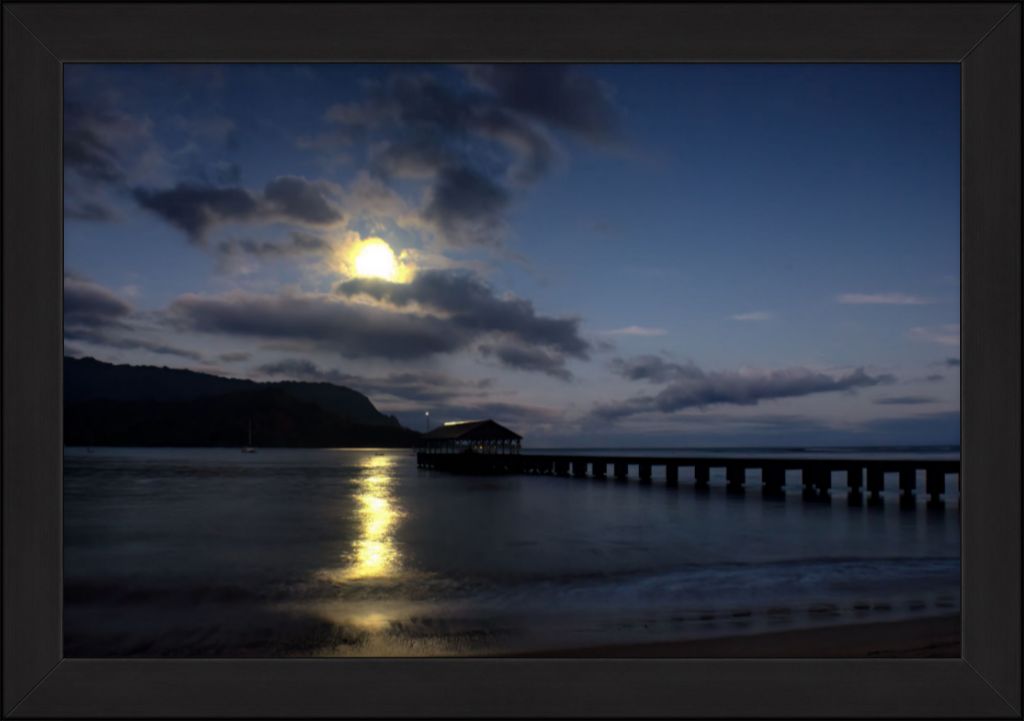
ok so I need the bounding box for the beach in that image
[519,614,960,658]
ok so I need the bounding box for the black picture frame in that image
[2,2,1020,717]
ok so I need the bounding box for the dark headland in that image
[64,356,420,448]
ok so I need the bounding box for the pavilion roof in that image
[421,419,522,442]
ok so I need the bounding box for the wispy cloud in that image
[837,292,933,305]
[910,324,960,347]
[600,326,667,337]
[874,395,936,406]
[593,356,896,421]
[730,311,774,322]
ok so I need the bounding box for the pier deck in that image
[416,452,961,507]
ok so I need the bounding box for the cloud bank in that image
[592,355,895,420]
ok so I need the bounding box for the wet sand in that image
[516,614,960,658]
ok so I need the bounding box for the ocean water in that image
[64,447,960,657]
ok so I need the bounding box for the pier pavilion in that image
[418,419,522,456]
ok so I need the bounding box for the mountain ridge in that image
[64,356,420,448]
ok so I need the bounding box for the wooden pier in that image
[416,452,961,508]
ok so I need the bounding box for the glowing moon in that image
[352,239,399,281]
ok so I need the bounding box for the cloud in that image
[133,176,344,243]
[214,232,333,272]
[910,324,960,347]
[480,343,572,380]
[218,352,251,363]
[169,268,589,374]
[337,268,589,359]
[924,374,945,382]
[166,290,468,359]
[595,357,895,420]
[944,357,960,367]
[874,396,937,406]
[421,165,510,247]
[65,199,119,222]
[64,272,132,329]
[837,293,933,305]
[465,65,621,143]
[609,355,703,384]
[65,329,203,360]
[64,273,202,360]
[263,176,342,225]
[133,184,261,241]
[64,98,167,189]
[257,358,493,405]
[314,68,618,248]
[731,311,774,321]
[64,101,151,184]
[601,326,668,337]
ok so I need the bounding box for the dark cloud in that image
[318,68,612,247]
[465,65,621,143]
[133,184,261,241]
[133,176,343,243]
[167,269,587,373]
[924,374,945,383]
[64,99,157,187]
[874,396,937,406]
[64,273,202,360]
[64,103,128,183]
[64,273,132,329]
[337,269,589,358]
[218,352,251,363]
[945,357,960,367]
[609,355,703,384]
[470,106,558,184]
[166,291,469,359]
[214,232,332,270]
[421,166,510,247]
[263,176,343,225]
[480,343,572,380]
[594,358,895,420]
[65,328,203,360]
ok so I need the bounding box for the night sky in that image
[63,63,960,446]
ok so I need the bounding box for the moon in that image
[352,239,399,281]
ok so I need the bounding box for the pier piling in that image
[762,466,785,497]
[694,463,710,490]
[726,464,745,493]
[899,468,917,509]
[666,463,679,487]
[415,451,959,509]
[926,468,945,508]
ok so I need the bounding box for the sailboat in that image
[242,418,257,454]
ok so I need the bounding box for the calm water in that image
[64,447,960,657]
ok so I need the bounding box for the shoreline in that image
[512,614,960,658]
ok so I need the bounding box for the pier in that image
[416,451,961,508]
